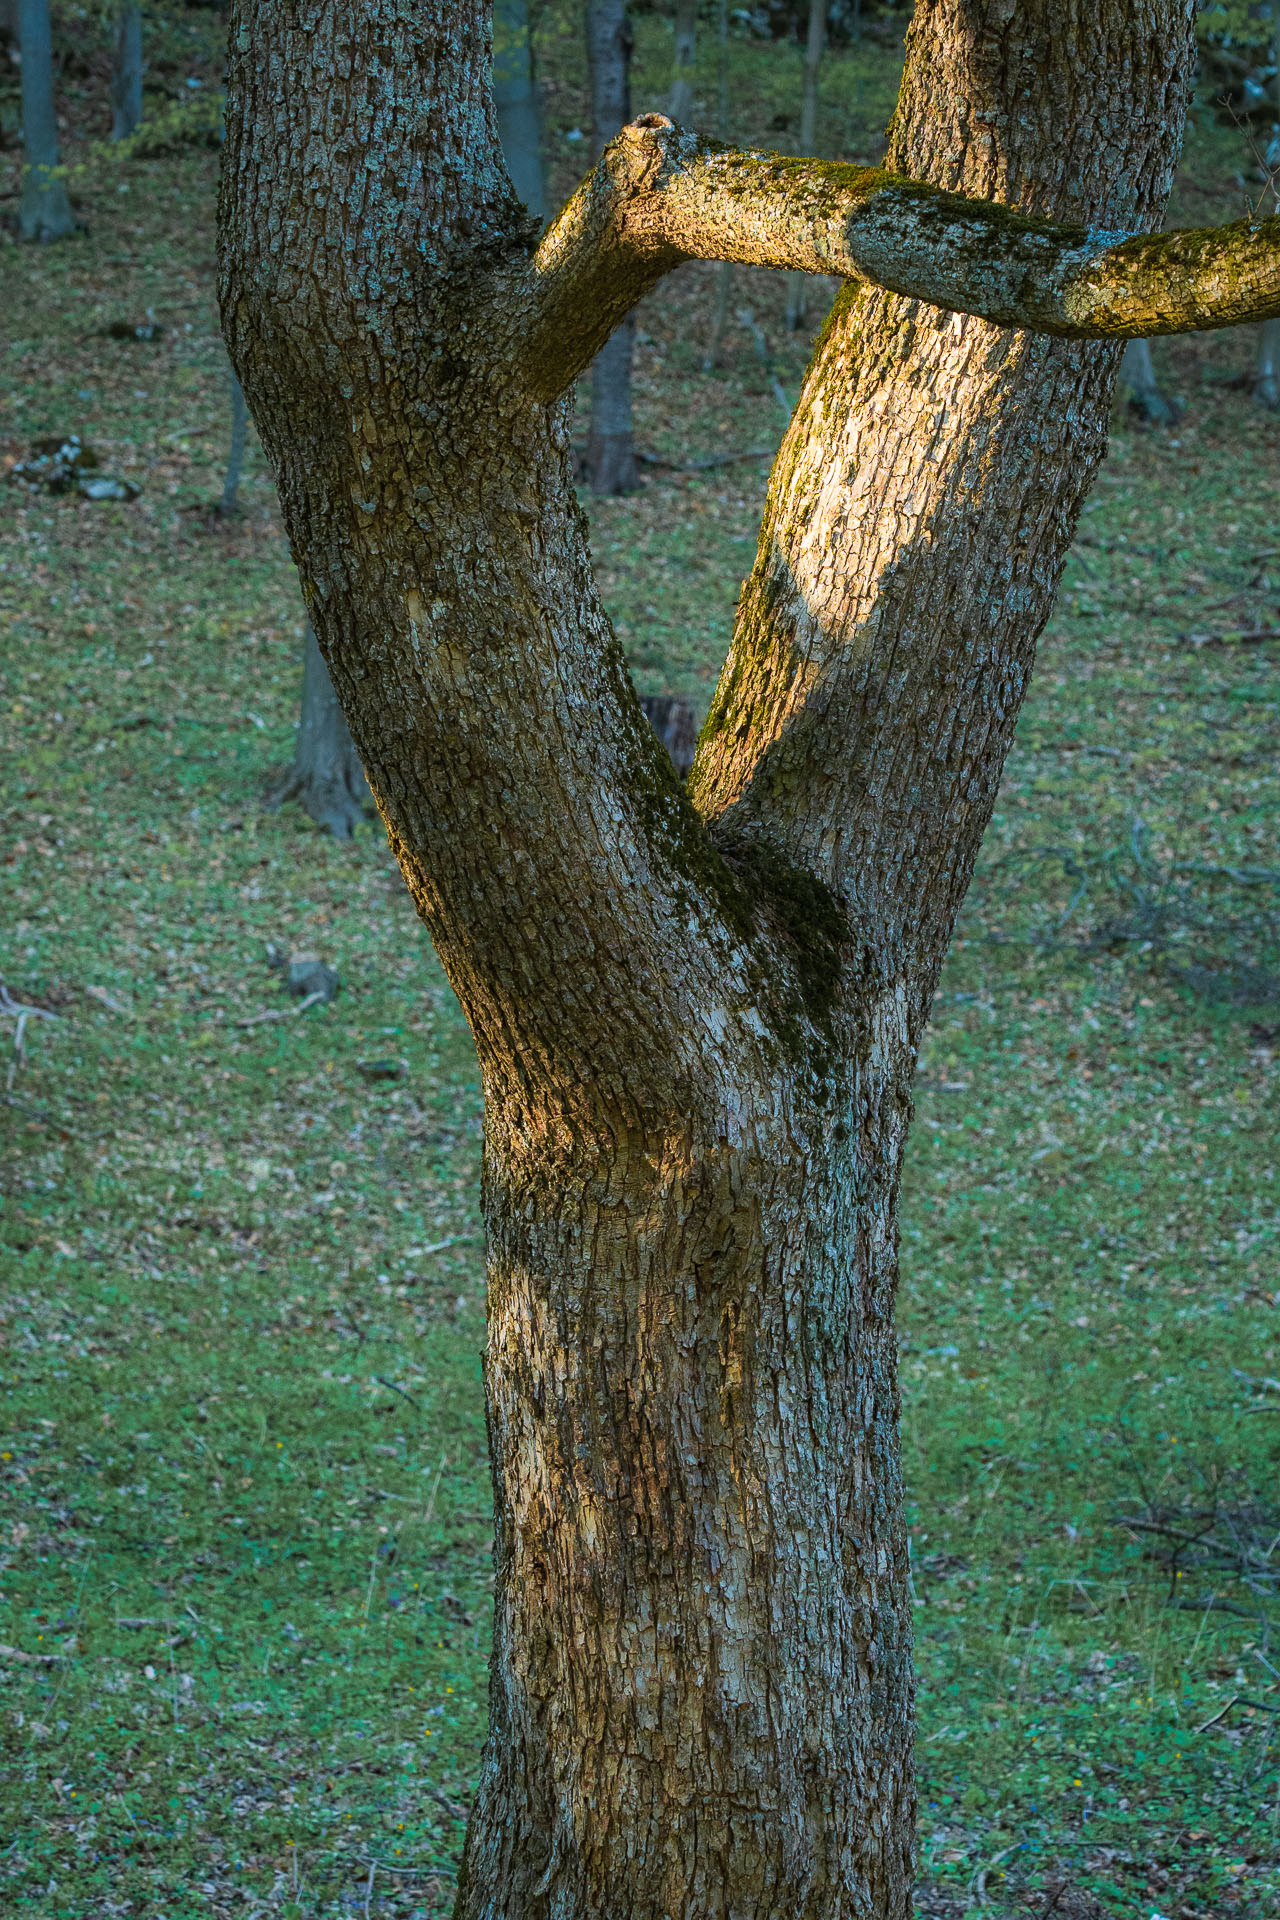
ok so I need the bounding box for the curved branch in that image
[520,117,1280,399]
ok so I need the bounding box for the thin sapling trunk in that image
[110,1,142,143]
[784,0,828,331]
[17,0,76,241]
[587,0,637,493]
[493,0,545,219]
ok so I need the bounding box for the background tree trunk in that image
[492,0,545,220]
[1121,336,1178,425]
[587,0,637,493]
[269,625,370,839]
[668,0,697,123]
[1254,315,1280,409]
[784,0,827,331]
[218,368,249,515]
[110,1,143,143]
[219,1,1197,1912]
[17,0,76,242]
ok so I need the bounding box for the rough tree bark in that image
[493,0,545,220]
[269,624,370,839]
[219,2,1280,1912]
[110,0,142,143]
[587,0,637,494]
[784,0,828,331]
[17,0,76,242]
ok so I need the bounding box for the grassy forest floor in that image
[1,8,1279,1918]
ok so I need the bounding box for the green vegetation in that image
[1,12,1277,1917]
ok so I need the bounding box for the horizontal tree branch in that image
[518,117,1280,399]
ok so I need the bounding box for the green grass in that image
[1,15,1279,1919]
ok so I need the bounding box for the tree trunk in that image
[110,1,142,143]
[587,0,637,493]
[784,0,827,331]
[17,0,76,242]
[702,0,732,371]
[1120,336,1178,425]
[492,0,545,220]
[269,625,370,839]
[1255,315,1280,409]
[220,2,1227,1910]
[218,368,249,515]
[668,0,697,124]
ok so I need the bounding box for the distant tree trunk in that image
[270,625,370,838]
[587,0,636,494]
[1120,337,1177,425]
[1254,316,1280,409]
[784,0,828,331]
[702,0,733,370]
[493,0,545,219]
[669,0,697,123]
[110,1,143,143]
[219,369,249,514]
[17,0,76,242]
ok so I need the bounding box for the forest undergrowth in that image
[0,10,1277,1917]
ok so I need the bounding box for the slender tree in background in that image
[784,0,828,330]
[1254,314,1280,406]
[492,0,545,219]
[701,0,732,368]
[110,0,143,143]
[586,0,636,493]
[1120,336,1177,424]
[218,367,249,517]
[220,0,1280,1909]
[668,0,697,122]
[214,366,372,836]
[17,0,76,241]
[270,624,369,839]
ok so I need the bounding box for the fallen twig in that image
[234,989,326,1030]
[1194,1695,1240,1733]
[0,1642,65,1666]
[1182,626,1280,648]
[637,446,772,473]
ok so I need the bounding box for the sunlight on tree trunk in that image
[587,0,636,493]
[110,1,142,143]
[17,0,76,242]
[219,0,1272,1907]
[784,0,827,331]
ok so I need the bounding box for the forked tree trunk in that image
[17,0,76,241]
[110,1,142,143]
[492,0,545,220]
[587,0,637,493]
[269,625,370,839]
[219,1,1263,1910]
